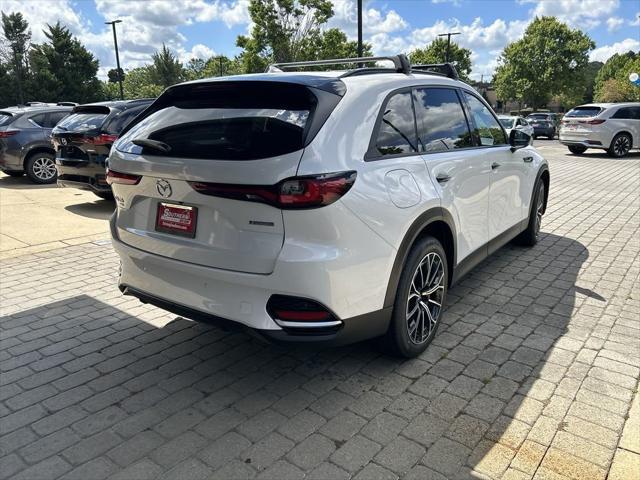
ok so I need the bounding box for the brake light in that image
[106,169,141,185]
[189,171,356,209]
[578,119,605,125]
[87,134,118,145]
[0,130,18,138]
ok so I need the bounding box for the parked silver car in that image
[0,106,72,183]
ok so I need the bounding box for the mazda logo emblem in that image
[156,179,172,198]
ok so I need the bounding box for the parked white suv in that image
[560,102,640,157]
[107,55,549,357]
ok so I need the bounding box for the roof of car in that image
[181,70,471,97]
[0,106,71,114]
[573,102,640,108]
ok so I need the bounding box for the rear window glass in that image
[56,112,107,132]
[104,106,147,135]
[120,83,317,161]
[414,88,472,153]
[499,118,514,128]
[0,113,15,126]
[565,107,602,118]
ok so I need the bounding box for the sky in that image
[1,0,639,81]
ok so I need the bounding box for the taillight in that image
[189,171,356,209]
[87,134,118,145]
[106,169,141,185]
[0,130,18,138]
[578,119,605,125]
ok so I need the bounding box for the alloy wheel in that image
[614,135,631,157]
[406,252,445,344]
[32,157,57,181]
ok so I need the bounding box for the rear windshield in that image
[528,114,550,119]
[499,118,514,128]
[119,82,318,161]
[56,112,107,132]
[565,107,602,118]
[103,106,147,135]
[0,113,14,126]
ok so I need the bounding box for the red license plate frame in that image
[155,202,197,238]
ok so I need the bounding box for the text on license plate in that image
[156,203,197,237]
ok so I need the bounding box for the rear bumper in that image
[110,209,395,345]
[121,284,391,346]
[56,157,110,192]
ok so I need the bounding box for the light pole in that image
[357,0,363,58]
[105,20,124,100]
[437,31,460,63]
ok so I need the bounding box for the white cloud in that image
[178,43,216,63]
[607,17,625,32]
[519,0,619,29]
[329,0,408,36]
[432,0,462,5]
[590,38,640,63]
[630,12,640,26]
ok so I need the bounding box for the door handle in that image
[523,156,533,163]
[435,173,451,183]
[491,162,501,170]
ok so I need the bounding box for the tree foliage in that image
[149,44,185,87]
[236,0,370,73]
[493,17,594,110]
[1,12,31,104]
[102,66,165,100]
[594,51,640,102]
[409,38,472,81]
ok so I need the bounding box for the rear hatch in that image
[0,111,16,161]
[109,80,343,274]
[52,106,112,161]
[561,106,604,138]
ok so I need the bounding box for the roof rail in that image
[267,55,411,74]
[411,63,459,80]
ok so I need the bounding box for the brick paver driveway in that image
[1,142,639,480]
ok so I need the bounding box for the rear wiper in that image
[132,138,171,153]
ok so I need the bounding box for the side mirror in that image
[510,128,530,151]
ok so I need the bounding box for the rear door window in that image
[56,112,108,132]
[463,92,507,146]
[29,113,47,127]
[413,88,472,153]
[612,107,640,120]
[372,91,418,157]
[120,83,319,161]
[45,112,70,128]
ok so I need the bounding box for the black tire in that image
[608,133,632,158]
[515,180,546,247]
[2,170,24,177]
[568,145,587,155]
[384,236,448,358]
[25,152,57,184]
[94,191,114,200]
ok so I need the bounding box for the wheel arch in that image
[612,130,633,147]
[383,207,456,308]
[23,145,56,168]
[539,167,550,214]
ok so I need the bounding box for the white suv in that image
[560,102,640,157]
[107,55,549,357]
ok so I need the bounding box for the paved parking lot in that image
[1,141,639,480]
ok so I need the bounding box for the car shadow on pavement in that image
[0,175,57,190]
[567,150,640,160]
[64,201,115,220]
[0,232,589,479]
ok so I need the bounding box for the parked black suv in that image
[526,113,557,139]
[0,106,72,183]
[52,99,153,199]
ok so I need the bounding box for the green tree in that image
[594,52,640,102]
[28,22,102,103]
[409,38,472,81]
[149,44,185,87]
[102,66,164,100]
[237,0,374,73]
[1,12,31,104]
[493,17,594,110]
[107,67,125,83]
